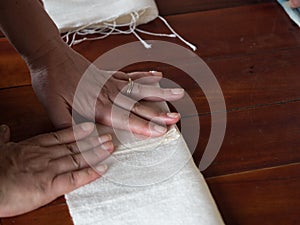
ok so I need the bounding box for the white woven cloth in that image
[42,0,197,50]
[65,122,225,225]
[42,0,158,33]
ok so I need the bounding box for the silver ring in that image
[126,78,134,95]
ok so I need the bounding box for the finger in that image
[96,104,168,137]
[290,0,300,8]
[128,83,185,101]
[128,71,162,84]
[65,134,112,154]
[23,122,95,146]
[51,164,107,196]
[113,94,181,125]
[49,141,113,174]
[45,134,113,159]
[113,71,162,84]
[0,125,10,144]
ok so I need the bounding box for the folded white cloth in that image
[66,126,224,225]
[42,0,197,50]
[65,101,224,225]
[43,0,158,33]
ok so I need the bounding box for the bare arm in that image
[0,0,63,65]
[0,0,183,136]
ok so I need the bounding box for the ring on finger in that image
[126,78,134,95]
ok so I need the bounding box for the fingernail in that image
[149,71,162,76]
[167,113,180,118]
[171,88,184,95]
[80,123,94,132]
[99,134,112,143]
[96,164,108,173]
[0,125,7,133]
[102,141,114,151]
[153,124,167,134]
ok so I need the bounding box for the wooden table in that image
[0,1,299,224]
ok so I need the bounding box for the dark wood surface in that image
[1,1,300,224]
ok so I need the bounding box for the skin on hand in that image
[29,42,183,137]
[0,123,113,217]
[290,0,300,8]
[0,0,183,138]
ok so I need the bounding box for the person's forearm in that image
[0,0,63,63]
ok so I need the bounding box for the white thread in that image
[136,28,176,38]
[129,12,152,48]
[132,30,152,48]
[158,16,197,51]
[62,12,196,51]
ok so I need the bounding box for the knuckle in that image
[66,143,78,154]
[68,172,77,186]
[132,101,142,113]
[69,154,81,170]
[162,88,170,96]
[37,174,51,194]
[128,112,136,121]
[133,83,142,95]
[51,131,63,144]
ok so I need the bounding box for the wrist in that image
[26,38,70,74]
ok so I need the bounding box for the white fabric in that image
[277,0,300,27]
[65,103,224,225]
[42,0,197,50]
[43,0,158,33]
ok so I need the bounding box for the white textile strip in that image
[42,0,197,50]
[277,0,300,27]
[65,102,225,225]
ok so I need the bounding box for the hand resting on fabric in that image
[0,0,183,137]
[29,40,183,137]
[0,0,184,219]
[0,123,112,217]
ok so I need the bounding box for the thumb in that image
[0,125,11,144]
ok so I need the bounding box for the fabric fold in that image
[65,103,224,225]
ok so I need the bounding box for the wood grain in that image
[0,86,53,141]
[0,0,273,38]
[2,163,299,225]
[0,1,299,225]
[0,39,29,89]
[1,3,300,90]
[73,2,300,58]
[1,85,299,178]
[186,101,300,177]
[207,163,300,225]
[156,0,273,15]
[1,46,300,113]
[1,204,72,225]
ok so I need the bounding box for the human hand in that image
[0,123,113,217]
[29,42,183,137]
[290,0,300,8]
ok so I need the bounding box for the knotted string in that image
[62,12,197,51]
